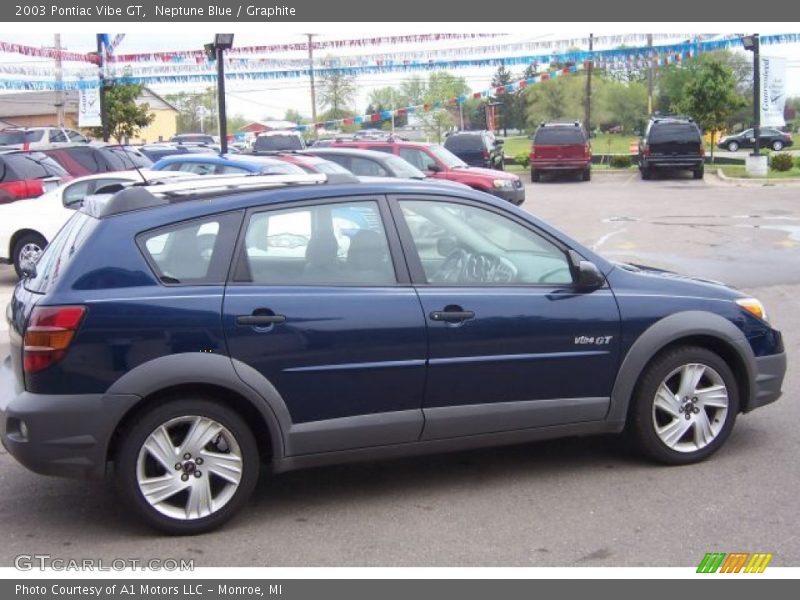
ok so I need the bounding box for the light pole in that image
[742,34,766,176]
[206,34,234,154]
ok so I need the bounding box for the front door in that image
[390,196,621,440]
[223,196,428,455]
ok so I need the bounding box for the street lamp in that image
[206,34,234,154]
[741,34,766,176]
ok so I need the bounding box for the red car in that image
[267,152,355,176]
[325,139,525,205]
[529,121,592,182]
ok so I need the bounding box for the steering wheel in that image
[538,266,572,284]
[465,253,518,284]
[431,248,469,283]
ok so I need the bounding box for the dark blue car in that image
[151,152,305,176]
[0,174,786,534]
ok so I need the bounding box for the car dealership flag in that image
[760,55,787,128]
[78,80,101,127]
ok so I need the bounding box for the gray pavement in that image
[0,173,797,567]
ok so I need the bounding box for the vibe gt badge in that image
[574,335,613,345]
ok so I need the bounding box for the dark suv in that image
[639,117,705,180]
[529,122,592,182]
[1,174,786,534]
[443,131,504,169]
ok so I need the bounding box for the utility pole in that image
[96,34,109,142]
[306,34,318,130]
[216,46,228,154]
[646,33,654,115]
[54,34,65,128]
[584,33,593,133]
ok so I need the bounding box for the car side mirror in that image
[427,164,442,173]
[569,251,605,289]
[494,139,504,146]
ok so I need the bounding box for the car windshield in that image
[257,161,305,175]
[384,155,426,179]
[445,134,485,152]
[0,130,45,144]
[308,160,351,175]
[254,135,304,151]
[428,144,467,168]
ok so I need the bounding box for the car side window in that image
[399,199,573,286]
[138,213,240,284]
[399,148,438,171]
[346,157,388,177]
[179,162,216,175]
[49,129,68,143]
[66,130,88,143]
[217,164,251,175]
[238,200,396,286]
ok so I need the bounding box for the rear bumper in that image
[642,157,704,169]
[747,351,787,412]
[0,357,139,479]
[531,159,591,171]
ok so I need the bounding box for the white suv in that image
[252,130,306,152]
[0,127,90,150]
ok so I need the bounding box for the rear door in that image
[444,135,486,167]
[222,195,428,455]
[533,127,587,160]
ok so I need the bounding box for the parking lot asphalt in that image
[0,173,797,567]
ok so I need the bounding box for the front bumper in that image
[492,185,525,205]
[747,351,787,412]
[0,357,139,479]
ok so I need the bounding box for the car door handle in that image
[236,314,286,326]
[429,309,475,322]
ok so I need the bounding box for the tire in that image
[531,169,541,182]
[693,166,704,179]
[115,397,260,535]
[12,232,47,278]
[641,166,652,180]
[726,141,739,152]
[772,140,784,151]
[629,346,739,465]
[582,167,591,182]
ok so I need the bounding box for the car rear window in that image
[0,153,67,180]
[254,135,304,152]
[648,123,701,143]
[444,135,485,152]
[533,127,587,145]
[24,211,97,294]
[0,130,45,144]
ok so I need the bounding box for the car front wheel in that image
[629,346,739,465]
[772,140,784,151]
[115,397,260,534]
[726,141,739,152]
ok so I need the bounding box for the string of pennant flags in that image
[1,33,799,92]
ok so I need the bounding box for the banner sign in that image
[760,55,787,128]
[78,82,102,127]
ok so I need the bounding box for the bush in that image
[770,153,794,172]
[514,152,530,169]
[609,154,632,168]
[795,155,800,170]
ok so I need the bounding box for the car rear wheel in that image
[582,168,591,182]
[693,166,704,179]
[12,232,47,278]
[641,166,652,180]
[726,141,739,152]
[115,397,260,534]
[531,169,541,182]
[629,346,739,465]
[772,140,784,151]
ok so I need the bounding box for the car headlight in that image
[735,298,769,322]
[493,179,513,190]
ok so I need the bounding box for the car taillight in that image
[0,179,43,203]
[699,146,705,156]
[642,145,650,158]
[483,150,490,160]
[23,306,86,373]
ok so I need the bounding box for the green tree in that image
[318,63,358,120]
[672,57,746,161]
[601,79,648,133]
[91,83,155,142]
[524,73,585,129]
[399,76,427,106]
[416,72,470,142]
[165,88,216,134]
[284,109,306,125]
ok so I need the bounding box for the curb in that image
[715,168,800,186]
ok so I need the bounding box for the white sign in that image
[760,56,787,128]
[78,83,101,128]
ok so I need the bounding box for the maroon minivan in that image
[529,121,592,182]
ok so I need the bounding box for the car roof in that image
[303,147,397,161]
[153,153,290,167]
[335,139,433,148]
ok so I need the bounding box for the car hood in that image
[610,261,744,299]
[455,166,519,181]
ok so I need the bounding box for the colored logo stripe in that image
[744,553,773,573]
[720,553,749,573]
[697,553,727,573]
